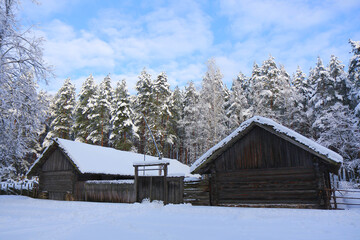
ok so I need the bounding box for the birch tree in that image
[0,0,52,177]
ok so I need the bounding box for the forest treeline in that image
[1,0,360,179]
[39,41,360,177]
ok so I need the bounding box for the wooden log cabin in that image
[27,138,192,202]
[190,116,342,209]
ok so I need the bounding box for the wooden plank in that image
[42,149,74,172]
[216,167,315,175]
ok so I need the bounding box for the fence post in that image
[164,164,168,205]
[134,166,139,202]
[332,189,337,209]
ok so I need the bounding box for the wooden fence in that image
[74,180,135,203]
[328,188,360,209]
[0,180,39,197]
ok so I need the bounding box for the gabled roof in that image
[190,116,343,174]
[27,138,194,177]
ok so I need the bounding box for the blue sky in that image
[20,0,360,94]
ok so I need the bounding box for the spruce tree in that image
[275,64,293,125]
[134,68,155,154]
[246,62,261,115]
[87,75,113,146]
[168,86,184,160]
[73,74,97,143]
[249,56,292,122]
[47,78,76,140]
[290,67,311,136]
[227,72,250,130]
[308,57,334,139]
[110,80,136,151]
[152,72,174,157]
[181,81,200,164]
[306,56,360,170]
[329,55,350,106]
[348,39,360,114]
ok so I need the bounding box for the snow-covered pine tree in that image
[307,56,360,171]
[327,55,360,171]
[246,62,261,115]
[289,66,311,137]
[292,66,310,108]
[348,39,360,115]
[133,68,155,154]
[87,75,113,146]
[168,86,184,160]
[277,64,294,126]
[329,55,350,106]
[252,56,280,118]
[110,79,136,151]
[197,58,228,154]
[152,72,174,157]
[73,74,97,143]
[307,57,334,139]
[249,56,292,122]
[181,81,200,164]
[46,78,76,141]
[227,72,250,130]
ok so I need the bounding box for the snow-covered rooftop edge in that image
[26,144,51,176]
[190,116,343,173]
[27,138,197,178]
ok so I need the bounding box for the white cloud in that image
[95,6,213,61]
[156,61,206,88]
[35,1,214,92]
[39,20,114,76]
[31,0,360,94]
[220,0,360,36]
[21,0,79,21]
[218,0,360,76]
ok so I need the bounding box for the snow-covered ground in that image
[1,196,359,240]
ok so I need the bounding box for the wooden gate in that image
[134,162,184,204]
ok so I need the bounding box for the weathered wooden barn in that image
[27,138,192,203]
[190,116,342,209]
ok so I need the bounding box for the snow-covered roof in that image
[190,116,343,173]
[28,138,195,177]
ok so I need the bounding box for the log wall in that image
[207,126,332,208]
[39,171,76,200]
[39,148,77,200]
[213,126,314,171]
[183,179,210,205]
[214,168,319,207]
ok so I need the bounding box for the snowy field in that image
[0,196,359,240]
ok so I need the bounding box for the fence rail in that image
[0,180,39,197]
[327,188,360,209]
